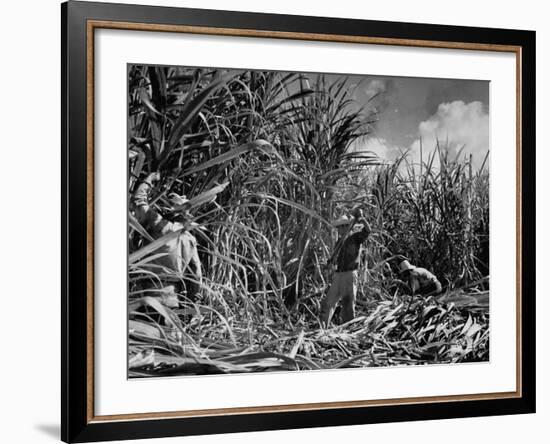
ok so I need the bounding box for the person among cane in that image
[132,172,202,303]
[398,259,442,296]
[320,208,371,327]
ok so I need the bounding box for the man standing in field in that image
[398,260,442,296]
[320,209,371,327]
[132,172,202,304]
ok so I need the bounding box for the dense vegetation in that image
[127,65,489,377]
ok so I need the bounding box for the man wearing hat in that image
[132,172,202,303]
[320,209,371,327]
[398,260,442,296]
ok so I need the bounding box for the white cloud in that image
[354,100,489,173]
[364,80,387,99]
[409,100,489,169]
[354,137,403,163]
[361,137,391,159]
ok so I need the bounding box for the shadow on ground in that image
[35,424,59,440]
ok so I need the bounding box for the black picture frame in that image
[61,1,536,442]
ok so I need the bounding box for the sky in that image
[159,65,489,170]
[343,74,490,169]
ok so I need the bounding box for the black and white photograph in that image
[0,0,543,442]
[127,64,490,377]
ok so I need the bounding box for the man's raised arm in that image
[353,208,371,242]
[133,172,161,227]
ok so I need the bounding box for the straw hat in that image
[399,260,416,273]
[168,192,189,206]
[333,215,352,227]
